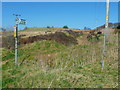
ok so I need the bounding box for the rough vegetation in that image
[2,28,83,49]
[2,27,118,88]
[19,32,78,46]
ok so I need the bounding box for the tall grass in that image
[2,32,118,88]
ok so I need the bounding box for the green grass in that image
[2,33,118,88]
[2,49,14,61]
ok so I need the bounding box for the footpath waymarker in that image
[13,14,26,66]
[14,26,17,37]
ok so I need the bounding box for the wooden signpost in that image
[13,14,26,66]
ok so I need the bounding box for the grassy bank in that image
[2,31,118,88]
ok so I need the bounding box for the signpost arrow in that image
[19,19,27,25]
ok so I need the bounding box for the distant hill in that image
[96,22,120,30]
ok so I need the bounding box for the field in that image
[1,27,118,88]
